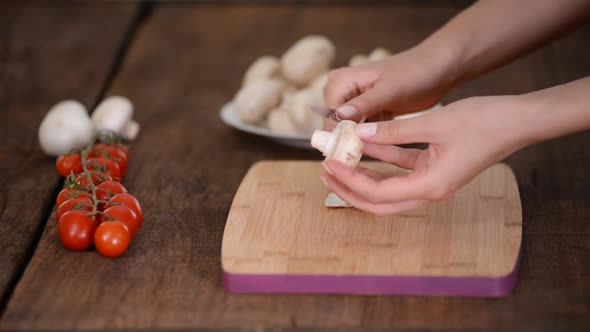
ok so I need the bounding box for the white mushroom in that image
[282,87,324,135]
[91,96,139,140]
[38,100,94,157]
[311,120,364,208]
[233,79,285,124]
[243,55,282,85]
[349,54,369,67]
[349,47,392,67]
[267,109,298,134]
[368,47,392,61]
[281,35,335,86]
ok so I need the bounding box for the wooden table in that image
[1,1,589,331]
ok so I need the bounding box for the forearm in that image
[518,77,590,145]
[417,0,590,88]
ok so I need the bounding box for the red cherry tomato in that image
[94,221,130,258]
[56,154,82,177]
[96,181,127,210]
[89,144,129,177]
[101,205,139,238]
[74,172,112,188]
[86,157,121,181]
[57,188,92,207]
[58,211,98,251]
[105,193,143,228]
[57,197,93,220]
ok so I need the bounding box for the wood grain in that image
[0,1,137,312]
[1,2,589,331]
[222,161,521,281]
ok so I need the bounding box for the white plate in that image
[220,102,442,149]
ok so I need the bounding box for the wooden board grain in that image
[221,161,522,296]
[1,2,589,331]
[0,1,138,312]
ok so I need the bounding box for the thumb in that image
[336,82,392,122]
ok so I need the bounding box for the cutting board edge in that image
[221,244,522,297]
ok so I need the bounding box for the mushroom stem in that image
[310,130,331,153]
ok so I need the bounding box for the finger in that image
[323,160,432,204]
[354,116,432,145]
[335,82,394,122]
[323,66,380,110]
[322,174,426,216]
[322,117,337,131]
[354,165,387,181]
[362,143,422,170]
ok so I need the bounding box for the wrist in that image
[413,38,465,93]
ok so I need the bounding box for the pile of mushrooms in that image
[233,35,393,136]
[39,96,139,157]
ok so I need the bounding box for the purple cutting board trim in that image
[222,246,522,297]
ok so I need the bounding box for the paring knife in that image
[311,106,366,123]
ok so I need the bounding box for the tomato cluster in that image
[55,143,143,258]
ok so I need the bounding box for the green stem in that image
[80,147,100,215]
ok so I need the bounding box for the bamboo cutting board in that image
[221,161,522,297]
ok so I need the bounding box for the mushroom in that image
[368,47,392,61]
[243,55,282,85]
[282,87,324,135]
[91,96,139,140]
[281,35,335,86]
[311,120,364,208]
[38,100,94,157]
[349,54,369,67]
[267,108,298,134]
[349,47,392,67]
[233,79,285,124]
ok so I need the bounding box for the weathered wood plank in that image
[0,0,138,316]
[2,2,589,331]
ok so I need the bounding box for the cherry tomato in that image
[89,144,129,177]
[101,205,139,238]
[58,211,98,251]
[105,193,143,228]
[96,181,127,210]
[57,197,93,220]
[86,157,121,181]
[57,188,91,207]
[74,172,112,188]
[94,221,130,258]
[56,154,82,177]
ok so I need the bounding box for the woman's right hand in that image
[323,46,456,129]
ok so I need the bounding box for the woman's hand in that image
[322,46,456,129]
[321,96,532,215]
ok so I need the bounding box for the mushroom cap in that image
[234,79,285,124]
[349,54,369,67]
[243,55,281,85]
[91,96,133,134]
[38,100,93,156]
[280,35,335,86]
[368,47,392,61]
[324,120,364,168]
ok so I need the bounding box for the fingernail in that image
[336,105,358,119]
[355,123,377,137]
[320,175,329,187]
[321,161,334,175]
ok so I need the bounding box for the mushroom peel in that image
[311,120,364,208]
[38,100,94,157]
[234,79,285,124]
[243,55,281,85]
[281,35,335,86]
[91,96,139,140]
[349,54,369,67]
